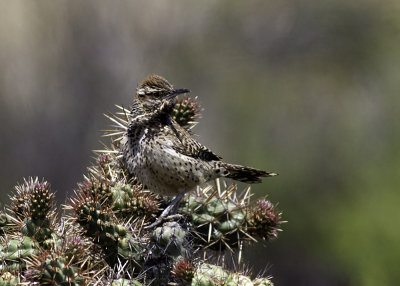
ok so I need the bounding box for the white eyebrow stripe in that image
[136,87,163,95]
[137,88,146,95]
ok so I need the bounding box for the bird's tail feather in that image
[219,163,277,184]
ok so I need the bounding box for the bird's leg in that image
[144,192,185,229]
[170,191,185,214]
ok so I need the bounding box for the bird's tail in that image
[218,162,277,184]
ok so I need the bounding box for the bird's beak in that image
[164,88,190,99]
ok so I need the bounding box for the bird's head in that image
[135,74,190,112]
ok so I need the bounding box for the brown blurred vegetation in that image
[1,1,400,285]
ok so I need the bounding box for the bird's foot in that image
[144,192,185,230]
[144,213,183,229]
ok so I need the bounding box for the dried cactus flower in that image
[248,199,284,241]
[172,96,201,129]
[172,258,195,284]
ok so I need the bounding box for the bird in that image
[120,74,277,228]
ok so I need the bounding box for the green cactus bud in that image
[191,263,228,286]
[151,221,187,257]
[225,274,253,286]
[253,277,274,286]
[117,233,144,262]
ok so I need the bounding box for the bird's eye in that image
[137,88,146,98]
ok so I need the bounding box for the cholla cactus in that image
[0,95,283,285]
[25,248,89,285]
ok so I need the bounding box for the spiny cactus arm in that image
[0,90,283,284]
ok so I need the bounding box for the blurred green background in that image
[1,1,399,285]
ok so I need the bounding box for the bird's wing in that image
[169,120,222,161]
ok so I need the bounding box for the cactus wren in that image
[121,75,277,227]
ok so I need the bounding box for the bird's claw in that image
[144,214,184,229]
[144,192,186,229]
